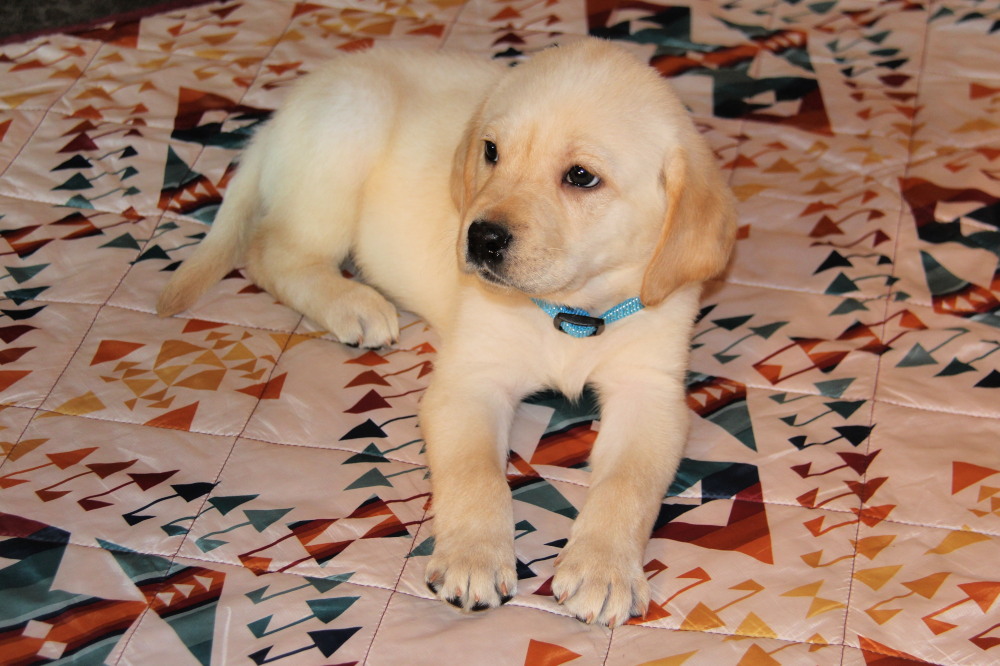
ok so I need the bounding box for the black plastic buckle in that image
[553,312,605,336]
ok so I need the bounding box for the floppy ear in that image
[640,143,737,306]
[450,114,482,217]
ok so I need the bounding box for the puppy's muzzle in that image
[467,220,513,269]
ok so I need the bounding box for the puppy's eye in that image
[483,140,498,164]
[564,165,600,188]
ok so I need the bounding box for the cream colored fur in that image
[157,39,737,627]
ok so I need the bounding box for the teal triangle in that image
[921,251,968,297]
[750,321,787,338]
[826,400,866,419]
[815,378,853,398]
[712,315,753,330]
[163,146,195,189]
[63,194,94,209]
[512,480,577,519]
[713,352,739,364]
[6,264,47,283]
[831,298,869,315]
[305,573,353,592]
[826,272,859,295]
[307,596,359,623]
[245,586,269,605]
[247,615,272,638]
[345,468,392,490]
[705,400,757,451]
[100,233,142,250]
[345,443,389,464]
[98,539,171,584]
[194,537,228,552]
[937,358,976,377]
[514,519,536,536]
[668,459,733,496]
[123,186,141,196]
[897,343,936,368]
[207,494,258,516]
[161,524,190,537]
[245,507,294,531]
[407,536,435,558]
[53,173,94,191]
[163,598,217,666]
[120,165,139,181]
[5,286,48,305]
[779,415,797,425]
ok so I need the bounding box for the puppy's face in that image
[452,40,736,307]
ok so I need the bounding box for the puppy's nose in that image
[467,220,512,267]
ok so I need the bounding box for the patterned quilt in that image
[1,0,999,664]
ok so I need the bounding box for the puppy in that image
[158,38,736,626]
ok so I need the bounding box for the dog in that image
[157,38,737,627]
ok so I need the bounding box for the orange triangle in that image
[155,340,204,367]
[736,644,779,666]
[679,602,724,631]
[865,607,903,625]
[853,534,895,560]
[48,447,98,469]
[958,581,1000,613]
[926,528,990,554]
[902,572,950,599]
[952,461,999,494]
[222,342,255,361]
[90,339,145,365]
[807,597,845,618]
[145,402,198,431]
[853,565,902,591]
[923,616,957,635]
[175,368,226,391]
[193,350,227,368]
[154,365,186,385]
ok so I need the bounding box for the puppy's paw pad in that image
[551,545,648,627]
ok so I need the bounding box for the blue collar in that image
[532,297,644,338]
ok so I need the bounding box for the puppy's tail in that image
[156,152,260,317]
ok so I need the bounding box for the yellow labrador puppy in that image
[158,38,736,626]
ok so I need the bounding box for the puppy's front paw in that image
[321,282,399,349]
[551,540,649,627]
[425,534,517,612]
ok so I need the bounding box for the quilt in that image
[1,0,999,664]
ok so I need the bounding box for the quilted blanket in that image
[1,0,999,664]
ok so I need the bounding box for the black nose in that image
[467,220,512,267]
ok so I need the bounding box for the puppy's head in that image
[451,38,736,307]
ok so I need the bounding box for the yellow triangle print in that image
[853,565,902,591]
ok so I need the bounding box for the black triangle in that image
[172,481,216,502]
[834,425,873,446]
[340,419,387,440]
[975,370,1000,388]
[814,250,853,274]
[309,627,361,658]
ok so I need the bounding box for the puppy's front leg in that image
[551,370,688,626]
[421,366,520,612]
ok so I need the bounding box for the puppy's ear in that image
[640,143,737,306]
[450,115,481,217]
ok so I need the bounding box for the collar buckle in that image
[553,312,605,337]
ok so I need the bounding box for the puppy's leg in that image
[551,369,687,626]
[246,221,399,349]
[421,365,520,611]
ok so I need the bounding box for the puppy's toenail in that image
[470,601,490,611]
[426,580,440,594]
[500,593,513,605]
[446,596,463,609]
